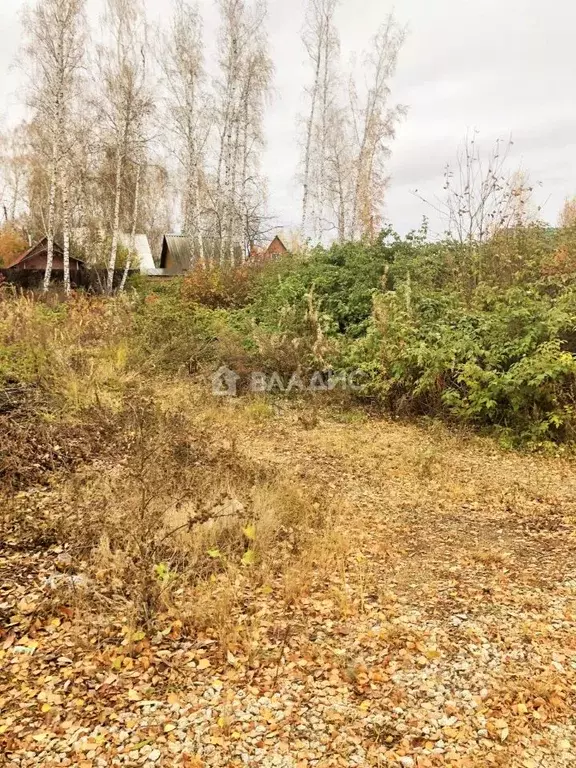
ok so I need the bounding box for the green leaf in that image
[207,549,222,559]
[241,549,256,566]
[242,523,256,541]
[154,563,169,582]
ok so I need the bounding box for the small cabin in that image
[159,235,194,275]
[264,235,288,257]
[3,237,85,283]
[249,235,289,262]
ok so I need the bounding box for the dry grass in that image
[23,388,342,636]
[0,293,344,642]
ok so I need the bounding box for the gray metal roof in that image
[160,235,194,273]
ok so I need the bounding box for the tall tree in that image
[216,0,272,263]
[98,0,152,292]
[300,0,339,240]
[0,126,29,225]
[23,0,86,292]
[163,0,207,266]
[349,16,405,241]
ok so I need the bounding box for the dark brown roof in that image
[5,237,84,269]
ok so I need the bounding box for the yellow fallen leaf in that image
[164,723,176,733]
[127,688,142,701]
[197,658,210,670]
[41,703,52,713]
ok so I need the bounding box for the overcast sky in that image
[1,0,575,235]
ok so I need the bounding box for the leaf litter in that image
[2,408,576,767]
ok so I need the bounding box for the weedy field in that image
[1,285,576,768]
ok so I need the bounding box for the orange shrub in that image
[181,262,260,309]
[0,225,27,267]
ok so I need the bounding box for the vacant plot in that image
[2,397,576,768]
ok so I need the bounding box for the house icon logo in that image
[211,366,240,396]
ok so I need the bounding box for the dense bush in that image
[3,221,576,447]
[181,262,260,309]
[242,225,576,446]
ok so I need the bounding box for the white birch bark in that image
[119,158,141,292]
[43,138,58,292]
[61,160,71,293]
[301,0,338,240]
[301,28,321,237]
[23,0,86,293]
[107,136,125,293]
[192,139,205,267]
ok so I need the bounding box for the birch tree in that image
[349,16,405,241]
[324,102,353,241]
[118,156,142,291]
[216,0,271,263]
[0,126,29,225]
[300,0,339,240]
[163,0,206,266]
[23,0,86,292]
[98,0,152,292]
[234,22,272,259]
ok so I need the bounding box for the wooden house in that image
[249,235,289,261]
[3,237,85,283]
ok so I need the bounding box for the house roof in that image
[5,237,70,269]
[249,235,289,261]
[160,235,194,272]
[117,233,156,273]
[266,235,288,253]
[70,228,155,273]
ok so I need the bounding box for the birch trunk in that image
[239,88,249,262]
[228,108,242,264]
[107,127,126,293]
[119,159,141,292]
[43,137,59,293]
[301,49,321,237]
[61,161,71,294]
[193,141,205,267]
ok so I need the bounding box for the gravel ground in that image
[2,412,576,767]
